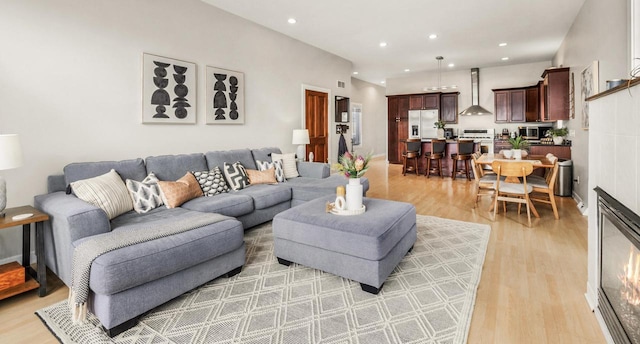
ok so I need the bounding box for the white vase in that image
[308,151,314,162]
[553,136,564,145]
[437,128,445,139]
[512,149,522,160]
[346,178,363,211]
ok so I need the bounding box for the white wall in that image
[386,61,551,135]
[350,78,388,158]
[0,0,352,261]
[553,0,629,209]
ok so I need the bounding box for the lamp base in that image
[296,145,306,162]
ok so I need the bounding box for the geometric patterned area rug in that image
[36,215,490,344]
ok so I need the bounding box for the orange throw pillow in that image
[246,167,277,185]
[157,173,203,208]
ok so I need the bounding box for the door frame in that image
[301,84,332,162]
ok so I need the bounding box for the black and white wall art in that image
[206,66,245,124]
[143,53,196,124]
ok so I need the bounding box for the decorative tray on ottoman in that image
[329,203,366,216]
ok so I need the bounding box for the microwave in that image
[518,126,552,140]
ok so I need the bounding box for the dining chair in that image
[402,138,421,176]
[425,139,446,178]
[471,152,498,208]
[451,139,475,180]
[491,160,539,227]
[527,154,560,219]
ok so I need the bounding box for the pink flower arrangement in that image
[334,151,373,178]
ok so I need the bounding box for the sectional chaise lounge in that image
[34,147,369,336]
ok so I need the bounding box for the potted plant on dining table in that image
[508,135,529,160]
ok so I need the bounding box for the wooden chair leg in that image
[465,160,471,180]
[525,197,532,227]
[426,158,431,177]
[549,192,559,219]
[438,159,443,178]
[413,157,419,175]
[452,160,457,179]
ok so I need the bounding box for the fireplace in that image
[597,187,640,344]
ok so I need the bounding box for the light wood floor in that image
[0,159,605,343]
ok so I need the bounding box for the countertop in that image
[494,139,572,147]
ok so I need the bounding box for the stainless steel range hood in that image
[460,68,492,116]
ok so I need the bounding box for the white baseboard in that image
[371,153,386,160]
[573,192,588,216]
[585,282,597,311]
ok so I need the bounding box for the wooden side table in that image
[0,206,50,299]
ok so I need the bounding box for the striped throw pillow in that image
[271,153,299,179]
[71,169,134,220]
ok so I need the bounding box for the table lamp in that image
[292,129,310,161]
[0,134,24,217]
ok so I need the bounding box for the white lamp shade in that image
[0,134,24,170]
[292,129,310,145]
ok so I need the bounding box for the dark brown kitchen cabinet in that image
[525,86,540,122]
[409,94,439,110]
[540,67,570,121]
[493,88,526,123]
[387,95,409,164]
[440,92,459,124]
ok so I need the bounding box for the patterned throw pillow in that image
[71,169,133,220]
[223,161,250,191]
[255,160,286,183]
[126,173,164,214]
[157,173,204,208]
[192,166,230,196]
[270,153,299,179]
[246,167,278,185]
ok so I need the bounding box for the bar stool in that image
[425,139,446,178]
[451,139,475,180]
[402,138,421,176]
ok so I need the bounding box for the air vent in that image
[337,81,345,88]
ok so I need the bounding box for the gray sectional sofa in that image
[34,147,369,336]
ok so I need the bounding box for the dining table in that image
[475,153,556,219]
[475,153,554,168]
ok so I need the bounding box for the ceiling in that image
[201,0,586,85]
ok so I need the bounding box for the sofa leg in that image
[226,266,242,277]
[277,257,292,266]
[360,283,383,295]
[104,317,138,337]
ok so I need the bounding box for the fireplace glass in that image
[598,188,640,344]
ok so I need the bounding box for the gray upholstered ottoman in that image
[272,195,416,294]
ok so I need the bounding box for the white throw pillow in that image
[71,169,133,220]
[271,153,299,179]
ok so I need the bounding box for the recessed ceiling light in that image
[381,81,386,84]
[288,18,297,24]
[428,34,438,39]
[352,71,359,75]
[501,57,509,61]
[451,85,458,89]
[379,42,387,47]
[499,42,507,47]
[448,63,455,68]
[404,69,410,72]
